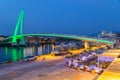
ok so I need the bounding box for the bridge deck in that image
[3,34,114,45]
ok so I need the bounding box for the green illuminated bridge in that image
[2,10,114,45]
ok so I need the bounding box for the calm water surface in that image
[0,44,53,63]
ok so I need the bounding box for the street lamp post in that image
[98,56,100,69]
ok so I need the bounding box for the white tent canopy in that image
[66,42,75,47]
[56,42,67,48]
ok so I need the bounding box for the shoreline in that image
[1,49,119,80]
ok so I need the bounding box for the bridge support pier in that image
[19,38,25,45]
[51,45,55,54]
[11,42,17,46]
[11,38,25,46]
[84,41,89,50]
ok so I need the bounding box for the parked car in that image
[23,56,37,62]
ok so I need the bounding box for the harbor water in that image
[0,44,53,63]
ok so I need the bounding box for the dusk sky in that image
[0,0,120,36]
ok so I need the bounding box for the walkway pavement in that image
[98,49,120,58]
[97,49,120,80]
[0,55,99,80]
[97,58,120,80]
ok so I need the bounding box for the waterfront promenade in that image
[97,49,120,80]
[97,58,120,80]
[0,49,120,80]
[0,54,99,80]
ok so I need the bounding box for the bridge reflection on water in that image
[0,44,53,63]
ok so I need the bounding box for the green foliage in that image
[90,61,97,65]
[100,61,111,69]
[84,62,90,66]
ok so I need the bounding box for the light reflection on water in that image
[0,44,53,63]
